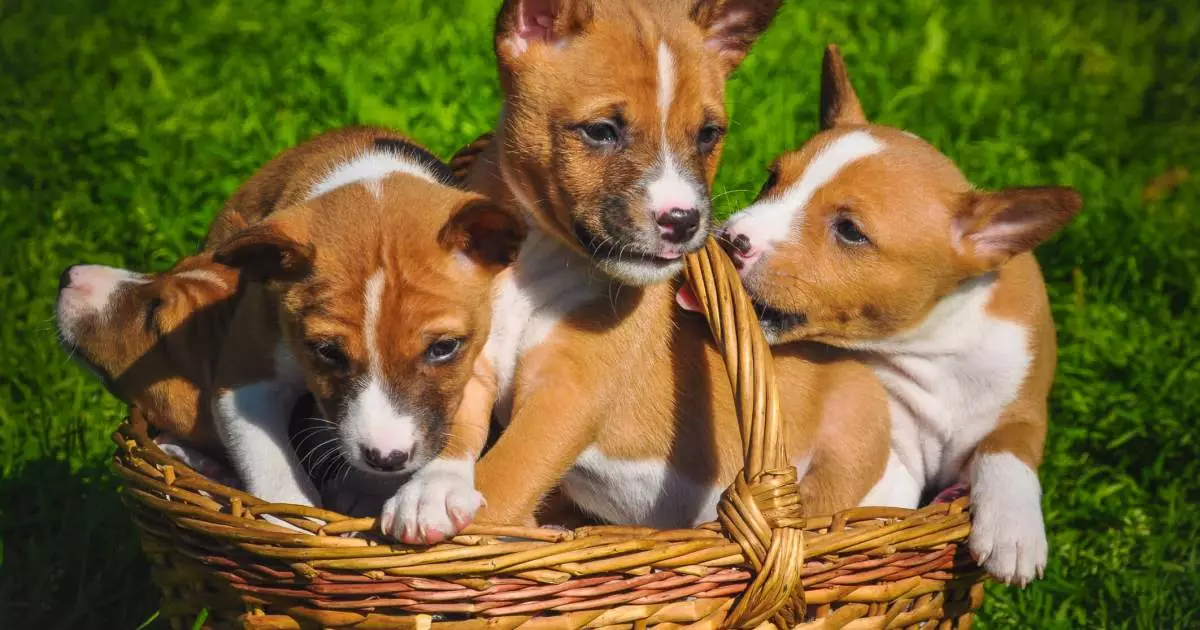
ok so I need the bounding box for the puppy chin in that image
[598,257,685,286]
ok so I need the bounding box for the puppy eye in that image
[579,121,621,147]
[833,217,870,246]
[759,170,779,197]
[425,338,463,365]
[309,340,350,372]
[697,124,724,152]
[143,297,165,333]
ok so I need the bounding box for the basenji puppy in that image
[717,45,1082,585]
[55,244,246,455]
[459,0,894,530]
[208,127,523,543]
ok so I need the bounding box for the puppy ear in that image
[820,44,868,130]
[439,199,527,270]
[690,0,783,74]
[953,187,1082,271]
[213,217,314,282]
[495,0,595,65]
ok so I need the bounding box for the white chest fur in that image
[855,275,1031,493]
[483,230,604,423]
[562,447,723,528]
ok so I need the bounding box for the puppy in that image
[717,46,1082,585]
[56,246,245,455]
[208,127,523,544]
[459,0,893,529]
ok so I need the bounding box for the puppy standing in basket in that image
[206,128,522,541]
[713,46,1082,584]
[450,0,896,532]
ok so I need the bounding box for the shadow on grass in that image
[0,456,159,629]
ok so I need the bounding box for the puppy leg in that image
[968,415,1048,587]
[214,380,318,507]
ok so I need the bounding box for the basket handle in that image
[683,237,806,628]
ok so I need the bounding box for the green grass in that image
[1,0,1197,627]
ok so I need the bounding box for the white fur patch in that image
[380,456,484,543]
[969,452,1047,585]
[213,343,315,506]
[56,265,149,337]
[363,270,385,370]
[560,446,723,528]
[855,275,1030,489]
[723,130,885,253]
[342,269,424,471]
[309,151,439,201]
[858,450,922,508]
[484,231,605,424]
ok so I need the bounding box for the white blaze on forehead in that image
[309,151,439,201]
[647,40,700,213]
[363,269,385,370]
[725,130,885,247]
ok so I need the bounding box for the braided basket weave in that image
[112,239,984,629]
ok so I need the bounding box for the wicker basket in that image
[112,239,984,629]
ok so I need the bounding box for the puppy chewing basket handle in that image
[113,235,983,630]
[684,238,806,628]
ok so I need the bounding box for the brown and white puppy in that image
[461,0,893,530]
[55,248,244,454]
[717,46,1082,585]
[209,128,522,543]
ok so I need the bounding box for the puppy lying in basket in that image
[699,46,1083,585]
[57,127,526,542]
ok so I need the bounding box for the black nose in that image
[656,208,700,244]
[59,265,77,291]
[360,446,409,472]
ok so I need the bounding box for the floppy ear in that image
[213,218,314,281]
[820,44,868,130]
[953,186,1083,271]
[690,0,783,74]
[439,199,527,270]
[495,0,596,66]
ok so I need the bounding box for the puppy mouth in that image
[749,296,808,341]
[574,221,702,265]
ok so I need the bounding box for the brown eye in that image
[697,124,724,152]
[579,121,621,147]
[834,217,870,245]
[309,340,350,373]
[759,170,779,197]
[425,338,464,365]
[143,297,165,333]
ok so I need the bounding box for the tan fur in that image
[463,1,891,526]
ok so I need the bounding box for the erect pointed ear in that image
[495,0,596,67]
[953,186,1083,271]
[439,198,527,270]
[820,44,868,130]
[213,212,314,282]
[690,0,783,75]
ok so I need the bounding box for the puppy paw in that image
[968,453,1048,586]
[380,458,483,545]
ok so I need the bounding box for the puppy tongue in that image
[676,284,703,313]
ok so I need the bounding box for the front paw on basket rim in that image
[379,457,484,545]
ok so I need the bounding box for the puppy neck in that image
[850,272,1002,358]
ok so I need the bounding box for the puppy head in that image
[216,166,523,479]
[55,252,242,442]
[716,45,1082,345]
[493,0,781,285]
